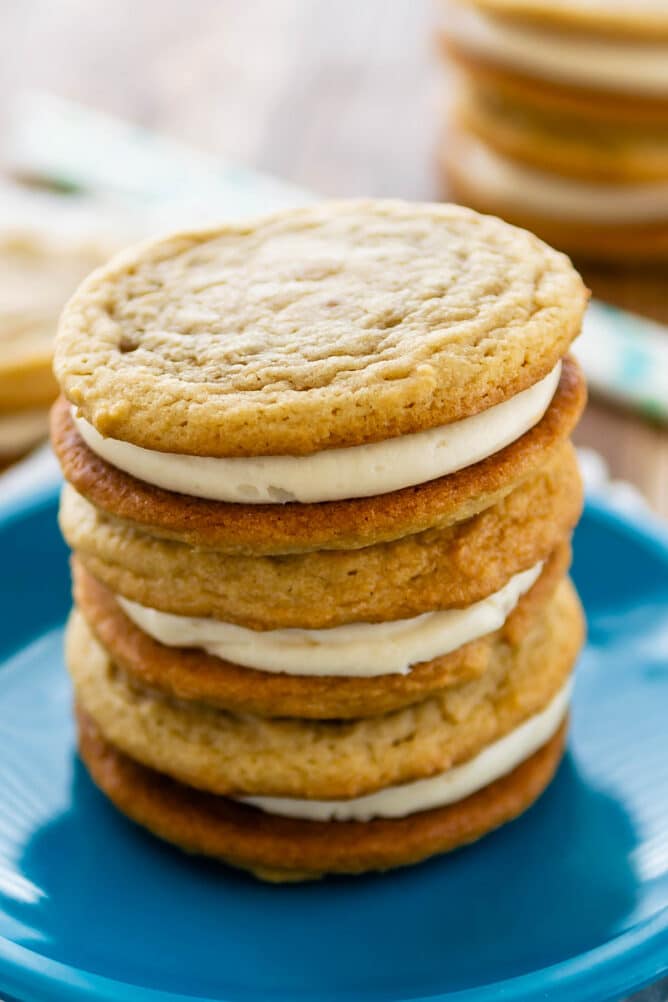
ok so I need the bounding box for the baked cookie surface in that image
[77,708,567,881]
[55,200,586,457]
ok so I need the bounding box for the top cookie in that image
[455,0,668,39]
[0,231,110,412]
[55,200,586,458]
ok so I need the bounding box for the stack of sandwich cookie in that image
[438,1,668,262]
[0,231,109,473]
[52,200,588,881]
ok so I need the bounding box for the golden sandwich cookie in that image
[52,199,587,879]
[50,358,585,554]
[67,581,582,802]
[71,542,572,719]
[77,710,569,882]
[59,442,582,629]
[71,576,582,881]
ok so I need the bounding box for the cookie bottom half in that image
[77,709,568,882]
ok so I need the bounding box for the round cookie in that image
[77,708,567,881]
[61,442,582,628]
[51,356,586,554]
[0,231,109,414]
[54,200,586,457]
[66,579,582,799]
[72,544,571,719]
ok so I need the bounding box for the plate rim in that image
[0,486,667,1002]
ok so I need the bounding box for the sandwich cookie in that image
[73,577,582,880]
[443,135,668,261]
[51,201,586,550]
[71,543,571,718]
[51,356,585,554]
[441,1,668,98]
[52,199,588,880]
[60,442,582,628]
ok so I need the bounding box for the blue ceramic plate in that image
[0,488,667,1002]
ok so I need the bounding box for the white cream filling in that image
[0,409,50,457]
[240,680,572,821]
[444,2,668,95]
[73,364,561,504]
[117,562,542,678]
[456,136,668,222]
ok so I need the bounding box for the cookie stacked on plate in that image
[438,0,668,262]
[52,200,588,881]
[0,231,109,473]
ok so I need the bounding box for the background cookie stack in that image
[0,230,109,473]
[437,0,668,263]
[52,200,588,881]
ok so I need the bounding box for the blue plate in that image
[0,488,667,1002]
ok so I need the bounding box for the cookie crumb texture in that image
[55,200,586,456]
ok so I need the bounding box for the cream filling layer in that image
[117,562,542,678]
[240,680,572,821]
[455,137,668,222]
[444,3,668,95]
[0,409,50,457]
[73,364,561,504]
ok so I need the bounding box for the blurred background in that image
[0,1,438,198]
[0,0,666,515]
[0,6,667,1001]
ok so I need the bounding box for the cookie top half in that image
[453,0,668,39]
[55,200,586,458]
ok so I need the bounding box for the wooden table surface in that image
[0,0,666,517]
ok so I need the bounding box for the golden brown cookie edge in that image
[77,707,568,880]
[51,356,586,554]
[71,542,571,719]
